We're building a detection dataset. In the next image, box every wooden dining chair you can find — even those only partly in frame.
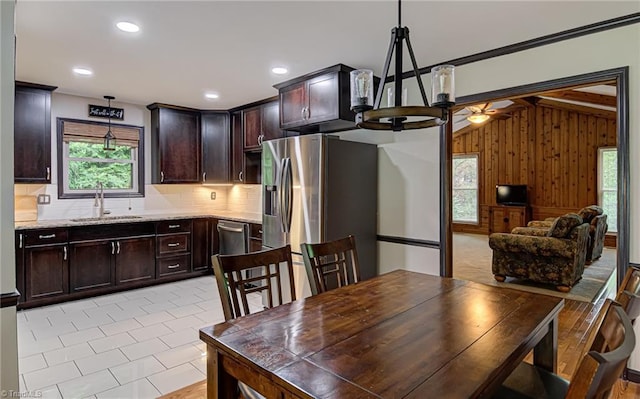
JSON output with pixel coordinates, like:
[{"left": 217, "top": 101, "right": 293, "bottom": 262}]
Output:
[
  {"left": 492, "top": 299, "right": 636, "bottom": 399},
  {"left": 212, "top": 244, "right": 296, "bottom": 321},
  {"left": 615, "top": 266, "right": 640, "bottom": 322},
  {"left": 212, "top": 245, "right": 296, "bottom": 399},
  {"left": 300, "top": 235, "right": 361, "bottom": 295}
]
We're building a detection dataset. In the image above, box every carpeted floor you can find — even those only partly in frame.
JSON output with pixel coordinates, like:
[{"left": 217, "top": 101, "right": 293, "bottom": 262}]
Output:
[{"left": 452, "top": 233, "right": 617, "bottom": 303}]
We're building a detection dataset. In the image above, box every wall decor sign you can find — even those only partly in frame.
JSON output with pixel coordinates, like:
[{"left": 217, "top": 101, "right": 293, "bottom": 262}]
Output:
[{"left": 88, "top": 104, "right": 125, "bottom": 120}]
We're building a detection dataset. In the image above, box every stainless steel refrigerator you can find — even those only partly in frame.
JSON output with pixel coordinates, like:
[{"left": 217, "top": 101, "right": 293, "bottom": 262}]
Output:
[{"left": 262, "top": 134, "right": 377, "bottom": 299}]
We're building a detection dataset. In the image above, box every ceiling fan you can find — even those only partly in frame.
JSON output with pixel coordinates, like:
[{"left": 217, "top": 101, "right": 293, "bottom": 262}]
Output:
[{"left": 456, "top": 102, "right": 499, "bottom": 124}]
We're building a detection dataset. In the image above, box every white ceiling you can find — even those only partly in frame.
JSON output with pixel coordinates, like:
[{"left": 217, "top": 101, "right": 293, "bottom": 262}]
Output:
[{"left": 14, "top": 1, "right": 640, "bottom": 110}]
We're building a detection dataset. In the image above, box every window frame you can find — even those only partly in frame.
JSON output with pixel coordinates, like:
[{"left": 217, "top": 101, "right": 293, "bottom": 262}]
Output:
[
  {"left": 56, "top": 117, "right": 145, "bottom": 199},
  {"left": 597, "top": 146, "right": 617, "bottom": 233},
  {"left": 452, "top": 153, "right": 480, "bottom": 224}
]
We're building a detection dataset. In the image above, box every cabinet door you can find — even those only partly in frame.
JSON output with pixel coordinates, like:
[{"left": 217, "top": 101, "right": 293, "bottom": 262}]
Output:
[
  {"left": 15, "top": 233, "right": 25, "bottom": 304},
  {"left": 202, "top": 112, "right": 230, "bottom": 183},
  {"left": 489, "top": 207, "right": 508, "bottom": 234},
  {"left": 14, "top": 85, "right": 52, "bottom": 183},
  {"left": 261, "top": 101, "right": 282, "bottom": 142},
  {"left": 157, "top": 108, "right": 201, "bottom": 183},
  {"left": 280, "top": 83, "right": 306, "bottom": 129},
  {"left": 69, "top": 240, "right": 114, "bottom": 292},
  {"left": 243, "top": 107, "right": 262, "bottom": 149},
  {"left": 231, "top": 112, "right": 245, "bottom": 183},
  {"left": 307, "top": 73, "right": 339, "bottom": 124},
  {"left": 192, "top": 219, "right": 210, "bottom": 272},
  {"left": 116, "top": 236, "right": 156, "bottom": 284},
  {"left": 25, "top": 245, "right": 68, "bottom": 301}
]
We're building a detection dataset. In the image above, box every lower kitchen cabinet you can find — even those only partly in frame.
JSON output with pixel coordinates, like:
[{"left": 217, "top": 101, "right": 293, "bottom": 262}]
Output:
[
  {"left": 116, "top": 237, "right": 156, "bottom": 284},
  {"left": 156, "top": 219, "right": 192, "bottom": 278},
  {"left": 25, "top": 243, "right": 69, "bottom": 302},
  {"left": 69, "top": 240, "right": 114, "bottom": 292},
  {"left": 192, "top": 218, "right": 213, "bottom": 272}
]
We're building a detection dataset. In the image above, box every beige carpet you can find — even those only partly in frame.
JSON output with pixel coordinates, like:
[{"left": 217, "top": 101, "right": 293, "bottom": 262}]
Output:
[{"left": 453, "top": 233, "right": 617, "bottom": 303}]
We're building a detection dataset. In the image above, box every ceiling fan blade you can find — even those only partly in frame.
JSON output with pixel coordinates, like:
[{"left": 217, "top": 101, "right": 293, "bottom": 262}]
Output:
[
  {"left": 466, "top": 105, "right": 483, "bottom": 113},
  {"left": 482, "top": 102, "right": 493, "bottom": 111}
]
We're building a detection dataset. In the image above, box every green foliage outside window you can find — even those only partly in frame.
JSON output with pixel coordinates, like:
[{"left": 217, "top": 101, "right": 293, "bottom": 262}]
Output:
[
  {"left": 453, "top": 156, "right": 478, "bottom": 223},
  {"left": 600, "top": 149, "right": 617, "bottom": 232},
  {"left": 68, "top": 142, "right": 134, "bottom": 190}
]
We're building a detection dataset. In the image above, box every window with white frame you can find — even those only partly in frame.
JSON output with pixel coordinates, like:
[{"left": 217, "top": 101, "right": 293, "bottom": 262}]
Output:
[
  {"left": 58, "top": 118, "right": 144, "bottom": 198},
  {"left": 598, "top": 147, "right": 617, "bottom": 232},
  {"left": 453, "top": 154, "right": 479, "bottom": 223}
]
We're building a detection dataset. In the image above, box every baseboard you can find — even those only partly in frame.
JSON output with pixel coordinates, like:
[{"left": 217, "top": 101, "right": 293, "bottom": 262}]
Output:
[{"left": 626, "top": 367, "right": 640, "bottom": 383}]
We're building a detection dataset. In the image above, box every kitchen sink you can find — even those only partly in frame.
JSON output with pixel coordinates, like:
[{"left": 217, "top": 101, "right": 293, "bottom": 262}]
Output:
[{"left": 70, "top": 215, "right": 144, "bottom": 222}]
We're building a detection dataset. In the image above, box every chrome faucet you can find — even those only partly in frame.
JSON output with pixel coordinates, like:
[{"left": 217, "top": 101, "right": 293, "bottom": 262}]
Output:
[{"left": 94, "top": 182, "right": 111, "bottom": 218}]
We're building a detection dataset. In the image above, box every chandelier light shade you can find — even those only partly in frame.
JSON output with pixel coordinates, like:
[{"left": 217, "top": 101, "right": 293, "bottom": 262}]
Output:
[
  {"left": 353, "top": 0, "right": 455, "bottom": 132},
  {"left": 350, "top": 69, "right": 374, "bottom": 112},
  {"left": 103, "top": 95, "right": 116, "bottom": 151}
]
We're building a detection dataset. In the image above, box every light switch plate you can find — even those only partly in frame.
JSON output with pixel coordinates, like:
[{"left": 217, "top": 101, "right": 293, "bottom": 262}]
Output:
[
  {"left": 210, "top": 192, "right": 216, "bottom": 200},
  {"left": 37, "top": 194, "right": 51, "bottom": 204}
]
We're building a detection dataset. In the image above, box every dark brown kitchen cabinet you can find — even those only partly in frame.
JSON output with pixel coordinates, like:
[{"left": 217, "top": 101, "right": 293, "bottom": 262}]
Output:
[
  {"left": 14, "top": 82, "right": 56, "bottom": 183},
  {"left": 156, "top": 219, "right": 192, "bottom": 278},
  {"left": 115, "top": 237, "right": 156, "bottom": 285},
  {"left": 15, "top": 233, "right": 25, "bottom": 304},
  {"left": 201, "top": 111, "right": 230, "bottom": 184},
  {"left": 231, "top": 110, "right": 261, "bottom": 184},
  {"left": 192, "top": 218, "right": 212, "bottom": 272},
  {"left": 22, "top": 228, "right": 69, "bottom": 302},
  {"left": 249, "top": 223, "right": 263, "bottom": 252},
  {"left": 274, "top": 64, "right": 377, "bottom": 133},
  {"left": 69, "top": 240, "right": 114, "bottom": 292},
  {"left": 148, "top": 103, "right": 201, "bottom": 184},
  {"left": 243, "top": 100, "right": 281, "bottom": 150}
]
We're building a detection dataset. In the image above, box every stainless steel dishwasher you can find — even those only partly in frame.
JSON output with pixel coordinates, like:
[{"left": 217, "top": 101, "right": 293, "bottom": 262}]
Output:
[{"left": 216, "top": 220, "right": 263, "bottom": 287}]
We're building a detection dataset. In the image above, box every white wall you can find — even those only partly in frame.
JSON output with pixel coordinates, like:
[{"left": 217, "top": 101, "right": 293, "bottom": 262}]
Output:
[{"left": 0, "top": 0, "right": 19, "bottom": 393}]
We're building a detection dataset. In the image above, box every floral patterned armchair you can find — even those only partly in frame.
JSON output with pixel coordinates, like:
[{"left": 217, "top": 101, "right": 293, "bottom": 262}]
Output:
[
  {"left": 489, "top": 213, "right": 590, "bottom": 292},
  {"left": 524, "top": 205, "right": 608, "bottom": 262}
]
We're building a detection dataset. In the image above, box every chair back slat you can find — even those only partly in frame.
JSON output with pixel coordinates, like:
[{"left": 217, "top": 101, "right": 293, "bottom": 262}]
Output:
[
  {"left": 300, "top": 235, "right": 361, "bottom": 295},
  {"left": 212, "top": 245, "right": 296, "bottom": 321},
  {"left": 616, "top": 266, "right": 640, "bottom": 322},
  {"left": 566, "top": 300, "right": 636, "bottom": 399}
]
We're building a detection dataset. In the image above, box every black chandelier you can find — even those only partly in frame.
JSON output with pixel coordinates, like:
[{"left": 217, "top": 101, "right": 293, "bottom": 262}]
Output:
[
  {"left": 103, "top": 95, "right": 116, "bottom": 151},
  {"left": 351, "top": 0, "right": 455, "bottom": 132}
]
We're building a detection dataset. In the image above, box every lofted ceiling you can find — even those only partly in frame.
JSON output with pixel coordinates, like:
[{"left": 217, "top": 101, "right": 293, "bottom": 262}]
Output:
[{"left": 14, "top": 1, "right": 639, "bottom": 110}]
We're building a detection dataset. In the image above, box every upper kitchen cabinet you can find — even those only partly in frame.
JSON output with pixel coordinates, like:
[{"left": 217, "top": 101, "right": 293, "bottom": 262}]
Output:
[
  {"left": 243, "top": 99, "right": 281, "bottom": 150},
  {"left": 274, "top": 64, "right": 377, "bottom": 133},
  {"left": 201, "top": 111, "right": 230, "bottom": 184},
  {"left": 148, "top": 103, "right": 201, "bottom": 184},
  {"left": 14, "top": 82, "right": 57, "bottom": 183}
]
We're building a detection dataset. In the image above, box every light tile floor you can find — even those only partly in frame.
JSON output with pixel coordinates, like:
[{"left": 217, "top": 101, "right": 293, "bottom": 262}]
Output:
[{"left": 17, "top": 276, "right": 264, "bottom": 398}]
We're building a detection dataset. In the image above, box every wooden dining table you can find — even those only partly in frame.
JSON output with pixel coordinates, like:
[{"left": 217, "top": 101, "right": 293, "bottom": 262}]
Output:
[{"left": 199, "top": 269, "right": 564, "bottom": 399}]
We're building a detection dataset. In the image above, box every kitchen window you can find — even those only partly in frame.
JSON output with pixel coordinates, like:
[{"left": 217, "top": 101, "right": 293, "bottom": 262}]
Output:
[
  {"left": 57, "top": 118, "right": 144, "bottom": 198},
  {"left": 598, "top": 147, "right": 617, "bottom": 233},
  {"left": 453, "top": 154, "right": 479, "bottom": 224}
]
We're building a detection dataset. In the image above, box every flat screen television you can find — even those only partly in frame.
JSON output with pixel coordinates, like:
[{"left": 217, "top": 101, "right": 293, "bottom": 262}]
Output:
[{"left": 496, "top": 184, "right": 528, "bottom": 206}]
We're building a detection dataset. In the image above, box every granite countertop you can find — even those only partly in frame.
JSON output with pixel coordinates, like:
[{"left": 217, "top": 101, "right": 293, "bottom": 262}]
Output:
[{"left": 15, "top": 210, "right": 262, "bottom": 230}]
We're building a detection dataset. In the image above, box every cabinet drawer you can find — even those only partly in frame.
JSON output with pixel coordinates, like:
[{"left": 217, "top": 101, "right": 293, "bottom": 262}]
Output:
[
  {"left": 157, "top": 233, "right": 191, "bottom": 256},
  {"left": 157, "top": 255, "right": 190, "bottom": 277},
  {"left": 250, "top": 223, "right": 262, "bottom": 239},
  {"left": 24, "top": 229, "right": 68, "bottom": 246},
  {"left": 157, "top": 219, "right": 192, "bottom": 234}
]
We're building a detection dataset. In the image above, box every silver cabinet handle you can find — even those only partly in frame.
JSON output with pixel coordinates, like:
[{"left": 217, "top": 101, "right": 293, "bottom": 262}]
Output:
[
  {"left": 111, "top": 242, "right": 115, "bottom": 255},
  {"left": 19, "top": 233, "right": 23, "bottom": 249},
  {"left": 160, "top": 171, "right": 165, "bottom": 183},
  {"left": 167, "top": 264, "right": 181, "bottom": 269},
  {"left": 301, "top": 107, "right": 306, "bottom": 120},
  {"left": 116, "top": 241, "right": 120, "bottom": 254},
  {"left": 167, "top": 243, "right": 180, "bottom": 247},
  {"left": 168, "top": 224, "right": 180, "bottom": 229},
  {"left": 258, "top": 135, "right": 263, "bottom": 146},
  {"left": 202, "top": 172, "right": 206, "bottom": 182},
  {"left": 239, "top": 171, "right": 243, "bottom": 182},
  {"left": 63, "top": 246, "right": 67, "bottom": 260},
  {"left": 46, "top": 167, "right": 51, "bottom": 181},
  {"left": 39, "top": 234, "right": 55, "bottom": 239},
  {"left": 306, "top": 107, "right": 311, "bottom": 119}
]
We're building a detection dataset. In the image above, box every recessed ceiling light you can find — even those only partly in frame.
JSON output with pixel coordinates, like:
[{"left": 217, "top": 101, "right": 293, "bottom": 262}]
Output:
[
  {"left": 205, "top": 93, "right": 219, "bottom": 100},
  {"left": 116, "top": 21, "right": 140, "bottom": 33},
  {"left": 272, "top": 67, "right": 288, "bottom": 75},
  {"left": 72, "top": 67, "right": 93, "bottom": 76}
]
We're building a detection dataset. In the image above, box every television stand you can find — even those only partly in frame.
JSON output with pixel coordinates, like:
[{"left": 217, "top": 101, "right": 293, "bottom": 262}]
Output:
[{"left": 489, "top": 205, "right": 531, "bottom": 234}]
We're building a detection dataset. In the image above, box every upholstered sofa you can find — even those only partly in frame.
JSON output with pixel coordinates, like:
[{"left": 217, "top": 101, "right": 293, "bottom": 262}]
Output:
[
  {"left": 525, "top": 205, "right": 608, "bottom": 262},
  {"left": 489, "top": 213, "right": 590, "bottom": 292}
]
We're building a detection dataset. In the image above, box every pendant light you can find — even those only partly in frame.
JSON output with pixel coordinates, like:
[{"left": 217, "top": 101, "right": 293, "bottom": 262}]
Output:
[
  {"left": 103, "top": 95, "right": 116, "bottom": 151},
  {"left": 351, "top": 0, "right": 455, "bottom": 132}
]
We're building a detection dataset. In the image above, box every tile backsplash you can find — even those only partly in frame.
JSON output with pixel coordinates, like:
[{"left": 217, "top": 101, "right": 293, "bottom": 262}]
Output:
[{"left": 14, "top": 184, "right": 262, "bottom": 221}]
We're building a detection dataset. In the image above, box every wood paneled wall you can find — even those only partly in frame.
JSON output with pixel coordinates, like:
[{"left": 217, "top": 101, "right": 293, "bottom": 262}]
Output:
[{"left": 453, "top": 103, "right": 616, "bottom": 233}]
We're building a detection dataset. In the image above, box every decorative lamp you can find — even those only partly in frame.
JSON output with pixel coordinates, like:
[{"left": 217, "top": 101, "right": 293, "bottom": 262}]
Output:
[
  {"left": 353, "top": 0, "right": 456, "bottom": 132},
  {"left": 103, "top": 95, "right": 116, "bottom": 151},
  {"left": 350, "top": 69, "right": 374, "bottom": 112}
]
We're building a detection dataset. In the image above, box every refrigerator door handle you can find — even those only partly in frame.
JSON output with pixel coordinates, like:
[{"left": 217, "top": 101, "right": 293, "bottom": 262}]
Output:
[
  {"left": 284, "top": 157, "right": 294, "bottom": 233},
  {"left": 279, "top": 158, "right": 288, "bottom": 233}
]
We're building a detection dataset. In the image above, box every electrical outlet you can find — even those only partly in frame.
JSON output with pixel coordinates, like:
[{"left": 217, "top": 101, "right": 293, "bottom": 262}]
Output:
[
  {"left": 210, "top": 191, "right": 216, "bottom": 200},
  {"left": 37, "top": 194, "right": 51, "bottom": 205}
]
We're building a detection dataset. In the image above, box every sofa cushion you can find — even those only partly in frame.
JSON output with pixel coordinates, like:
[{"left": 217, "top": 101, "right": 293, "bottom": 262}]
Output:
[
  {"left": 578, "top": 205, "right": 603, "bottom": 223},
  {"left": 547, "top": 213, "right": 583, "bottom": 238}
]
